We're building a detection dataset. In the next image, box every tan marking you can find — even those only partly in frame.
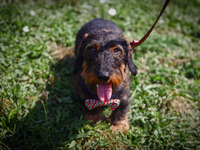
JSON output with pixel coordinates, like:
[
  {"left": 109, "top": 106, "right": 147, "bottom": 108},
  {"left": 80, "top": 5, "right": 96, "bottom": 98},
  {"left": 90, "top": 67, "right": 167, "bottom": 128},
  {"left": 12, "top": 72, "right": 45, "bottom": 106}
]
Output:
[
  {"left": 109, "top": 45, "right": 123, "bottom": 51},
  {"left": 81, "top": 61, "right": 99, "bottom": 94},
  {"left": 120, "top": 63, "right": 127, "bottom": 80},
  {"left": 111, "top": 117, "right": 130, "bottom": 132},
  {"left": 82, "top": 61, "right": 98, "bottom": 85},
  {"left": 81, "top": 61, "right": 87, "bottom": 76},
  {"left": 102, "top": 29, "right": 111, "bottom": 32},
  {"left": 121, "top": 35, "right": 126, "bottom": 39},
  {"left": 109, "top": 74, "right": 123, "bottom": 88},
  {"left": 83, "top": 33, "right": 88, "bottom": 38},
  {"left": 107, "top": 63, "right": 126, "bottom": 88},
  {"left": 85, "top": 42, "right": 101, "bottom": 52}
]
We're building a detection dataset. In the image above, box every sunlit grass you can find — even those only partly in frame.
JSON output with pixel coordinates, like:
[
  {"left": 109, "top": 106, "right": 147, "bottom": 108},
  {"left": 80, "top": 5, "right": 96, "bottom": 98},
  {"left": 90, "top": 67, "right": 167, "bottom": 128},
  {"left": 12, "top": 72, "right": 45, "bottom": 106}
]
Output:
[{"left": 0, "top": 0, "right": 199, "bottom": 149}]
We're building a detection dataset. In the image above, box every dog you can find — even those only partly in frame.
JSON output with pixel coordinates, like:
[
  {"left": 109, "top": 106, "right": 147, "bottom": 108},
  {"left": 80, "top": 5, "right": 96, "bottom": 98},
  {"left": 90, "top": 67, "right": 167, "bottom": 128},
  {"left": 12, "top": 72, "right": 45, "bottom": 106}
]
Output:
[{"left": 73, "top": 18, "right": 137, "bottom": 131}]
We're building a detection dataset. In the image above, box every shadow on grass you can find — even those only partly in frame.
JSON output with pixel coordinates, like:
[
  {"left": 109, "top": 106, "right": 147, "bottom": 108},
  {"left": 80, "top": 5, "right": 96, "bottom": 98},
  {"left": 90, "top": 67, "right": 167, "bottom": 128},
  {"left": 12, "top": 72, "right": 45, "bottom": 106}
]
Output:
[{"left": 3, "top": 48, "right": 84, "bottom": 149}]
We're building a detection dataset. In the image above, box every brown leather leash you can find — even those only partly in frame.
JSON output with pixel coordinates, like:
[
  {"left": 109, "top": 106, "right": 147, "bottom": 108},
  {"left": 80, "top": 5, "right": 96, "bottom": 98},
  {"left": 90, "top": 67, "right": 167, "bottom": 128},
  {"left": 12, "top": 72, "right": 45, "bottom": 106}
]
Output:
[{"left": 130, "top": 0, "right": 170, "bottom": 49}]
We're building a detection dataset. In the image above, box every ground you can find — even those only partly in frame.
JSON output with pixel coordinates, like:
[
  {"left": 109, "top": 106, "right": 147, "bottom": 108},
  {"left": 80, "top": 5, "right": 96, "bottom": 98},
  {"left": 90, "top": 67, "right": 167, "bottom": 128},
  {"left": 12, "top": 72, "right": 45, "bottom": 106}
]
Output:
[{"left": 0, "top": 0, "right": 200, "bottom": 149}]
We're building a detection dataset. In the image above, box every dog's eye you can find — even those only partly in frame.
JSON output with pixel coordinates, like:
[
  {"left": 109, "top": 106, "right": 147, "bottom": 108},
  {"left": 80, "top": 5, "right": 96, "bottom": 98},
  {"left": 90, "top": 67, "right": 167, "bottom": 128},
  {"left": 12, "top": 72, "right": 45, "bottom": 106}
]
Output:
[
  {"left": 113, "top": 48, "right": 121, "bottom": 54},
  {"left": 89, "top": 47, "right": 97, "bottom": 53}
]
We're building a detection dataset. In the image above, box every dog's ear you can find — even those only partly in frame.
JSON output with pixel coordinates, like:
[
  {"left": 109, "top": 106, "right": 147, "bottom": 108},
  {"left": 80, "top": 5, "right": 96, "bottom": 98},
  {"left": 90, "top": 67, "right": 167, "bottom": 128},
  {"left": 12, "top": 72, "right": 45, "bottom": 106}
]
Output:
[
  {"left": 127, "top": 52, "right": 137, "bottom": 76},
  {"left": 73, "top": 33, "right": 88, "bottom": 75},
  {"left": 122, "top": 35, "right": 138, "bottom": 76},
  {"left": 73, "top": 52, "right": 83, "bottom": 74}
]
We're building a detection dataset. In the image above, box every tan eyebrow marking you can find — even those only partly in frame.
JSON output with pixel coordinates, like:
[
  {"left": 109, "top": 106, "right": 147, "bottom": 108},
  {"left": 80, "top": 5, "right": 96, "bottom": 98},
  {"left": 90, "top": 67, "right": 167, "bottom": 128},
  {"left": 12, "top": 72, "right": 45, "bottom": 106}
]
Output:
[{"left": 85, "top": 42, "right": 101, "bottom": 51}]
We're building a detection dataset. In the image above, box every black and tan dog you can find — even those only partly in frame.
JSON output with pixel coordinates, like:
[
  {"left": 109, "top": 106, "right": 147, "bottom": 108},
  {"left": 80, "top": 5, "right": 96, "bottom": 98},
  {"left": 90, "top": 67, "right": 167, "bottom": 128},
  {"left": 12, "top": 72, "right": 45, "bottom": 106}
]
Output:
[
  {"left": 73, "top": 0, "right": 170, "bottom": 132},
  {"left": 73, "top": 18, "right": 137, "bottom": 131}
]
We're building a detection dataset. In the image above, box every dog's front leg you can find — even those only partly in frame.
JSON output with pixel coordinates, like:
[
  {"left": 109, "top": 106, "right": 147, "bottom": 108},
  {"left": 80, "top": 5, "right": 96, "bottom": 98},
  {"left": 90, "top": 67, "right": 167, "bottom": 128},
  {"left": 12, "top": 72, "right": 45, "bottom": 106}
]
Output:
[{"left": 109, "top": 99, "right": 130, "bottom": 132}]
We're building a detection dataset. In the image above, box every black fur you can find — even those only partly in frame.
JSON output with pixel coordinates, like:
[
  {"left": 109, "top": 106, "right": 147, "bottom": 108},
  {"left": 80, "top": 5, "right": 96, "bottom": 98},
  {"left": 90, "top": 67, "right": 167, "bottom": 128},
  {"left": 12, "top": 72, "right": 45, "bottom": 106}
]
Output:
[{"left": 74, "top": 18, "right": 137, "bottom": 131}]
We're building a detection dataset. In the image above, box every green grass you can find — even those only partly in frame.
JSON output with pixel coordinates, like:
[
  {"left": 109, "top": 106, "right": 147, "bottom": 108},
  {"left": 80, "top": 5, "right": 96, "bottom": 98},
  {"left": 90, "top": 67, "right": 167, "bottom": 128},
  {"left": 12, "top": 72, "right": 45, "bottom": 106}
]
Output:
[{"left": 0, "top": 0, "right": 200, "bottom": 149}]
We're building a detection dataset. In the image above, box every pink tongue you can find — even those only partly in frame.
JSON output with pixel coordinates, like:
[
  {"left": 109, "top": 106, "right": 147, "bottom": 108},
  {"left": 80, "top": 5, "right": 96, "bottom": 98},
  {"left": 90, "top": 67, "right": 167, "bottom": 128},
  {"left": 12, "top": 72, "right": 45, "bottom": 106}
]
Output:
[{"left": 97, "top": 84, "right": 112, "bottom": 102}]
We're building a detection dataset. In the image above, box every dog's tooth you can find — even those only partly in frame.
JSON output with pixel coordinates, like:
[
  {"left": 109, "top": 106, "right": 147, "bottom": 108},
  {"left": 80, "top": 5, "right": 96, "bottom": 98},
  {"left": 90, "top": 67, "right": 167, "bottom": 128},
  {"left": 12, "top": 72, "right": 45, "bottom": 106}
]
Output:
[{"left": 96, "top": 84, "right": 98, "bottom": 88}]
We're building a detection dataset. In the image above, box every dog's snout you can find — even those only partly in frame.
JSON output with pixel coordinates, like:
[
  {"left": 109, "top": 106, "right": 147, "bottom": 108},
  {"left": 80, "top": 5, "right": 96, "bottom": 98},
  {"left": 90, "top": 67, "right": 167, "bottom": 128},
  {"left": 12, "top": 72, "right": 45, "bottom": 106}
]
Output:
[{"left": 97, "top": 71, "right": 110, "bottom": 82}]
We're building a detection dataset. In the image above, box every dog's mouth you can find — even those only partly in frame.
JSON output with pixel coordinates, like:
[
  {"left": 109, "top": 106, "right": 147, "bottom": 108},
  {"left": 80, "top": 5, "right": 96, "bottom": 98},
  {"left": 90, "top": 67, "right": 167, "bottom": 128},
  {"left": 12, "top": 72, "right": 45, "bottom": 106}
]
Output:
[{"left": 97, "top": 83, "right": 112, "bottom": 102}]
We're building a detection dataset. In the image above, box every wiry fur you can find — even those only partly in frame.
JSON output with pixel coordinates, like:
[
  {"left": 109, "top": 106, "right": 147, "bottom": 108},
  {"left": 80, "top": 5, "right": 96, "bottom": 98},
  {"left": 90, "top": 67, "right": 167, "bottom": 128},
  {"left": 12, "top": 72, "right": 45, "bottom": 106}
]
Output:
[{"left": 74, "top": 18, "right": 137, "bottom": 131}]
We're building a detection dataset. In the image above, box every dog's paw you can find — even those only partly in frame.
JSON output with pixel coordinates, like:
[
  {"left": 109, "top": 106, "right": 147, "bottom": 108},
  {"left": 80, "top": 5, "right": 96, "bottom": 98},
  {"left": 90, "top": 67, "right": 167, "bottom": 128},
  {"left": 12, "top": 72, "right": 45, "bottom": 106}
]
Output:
[{"left": 111, "top": 118, "right": 130, "bottom": 132}]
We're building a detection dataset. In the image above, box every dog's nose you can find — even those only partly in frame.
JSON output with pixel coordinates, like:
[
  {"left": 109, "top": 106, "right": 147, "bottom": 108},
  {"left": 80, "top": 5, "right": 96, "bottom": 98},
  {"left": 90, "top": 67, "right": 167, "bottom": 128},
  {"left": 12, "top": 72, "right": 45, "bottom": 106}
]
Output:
[{"left": 97, "top": 71, "right": 110, "bottom": 82}]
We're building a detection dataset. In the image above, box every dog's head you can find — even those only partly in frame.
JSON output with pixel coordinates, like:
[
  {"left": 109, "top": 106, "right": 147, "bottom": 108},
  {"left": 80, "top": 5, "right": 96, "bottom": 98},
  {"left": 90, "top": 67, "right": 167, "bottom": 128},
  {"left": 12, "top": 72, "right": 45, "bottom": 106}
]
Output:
[{"left": 74, "top": 30, "right": 137, "bottom": 101}]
